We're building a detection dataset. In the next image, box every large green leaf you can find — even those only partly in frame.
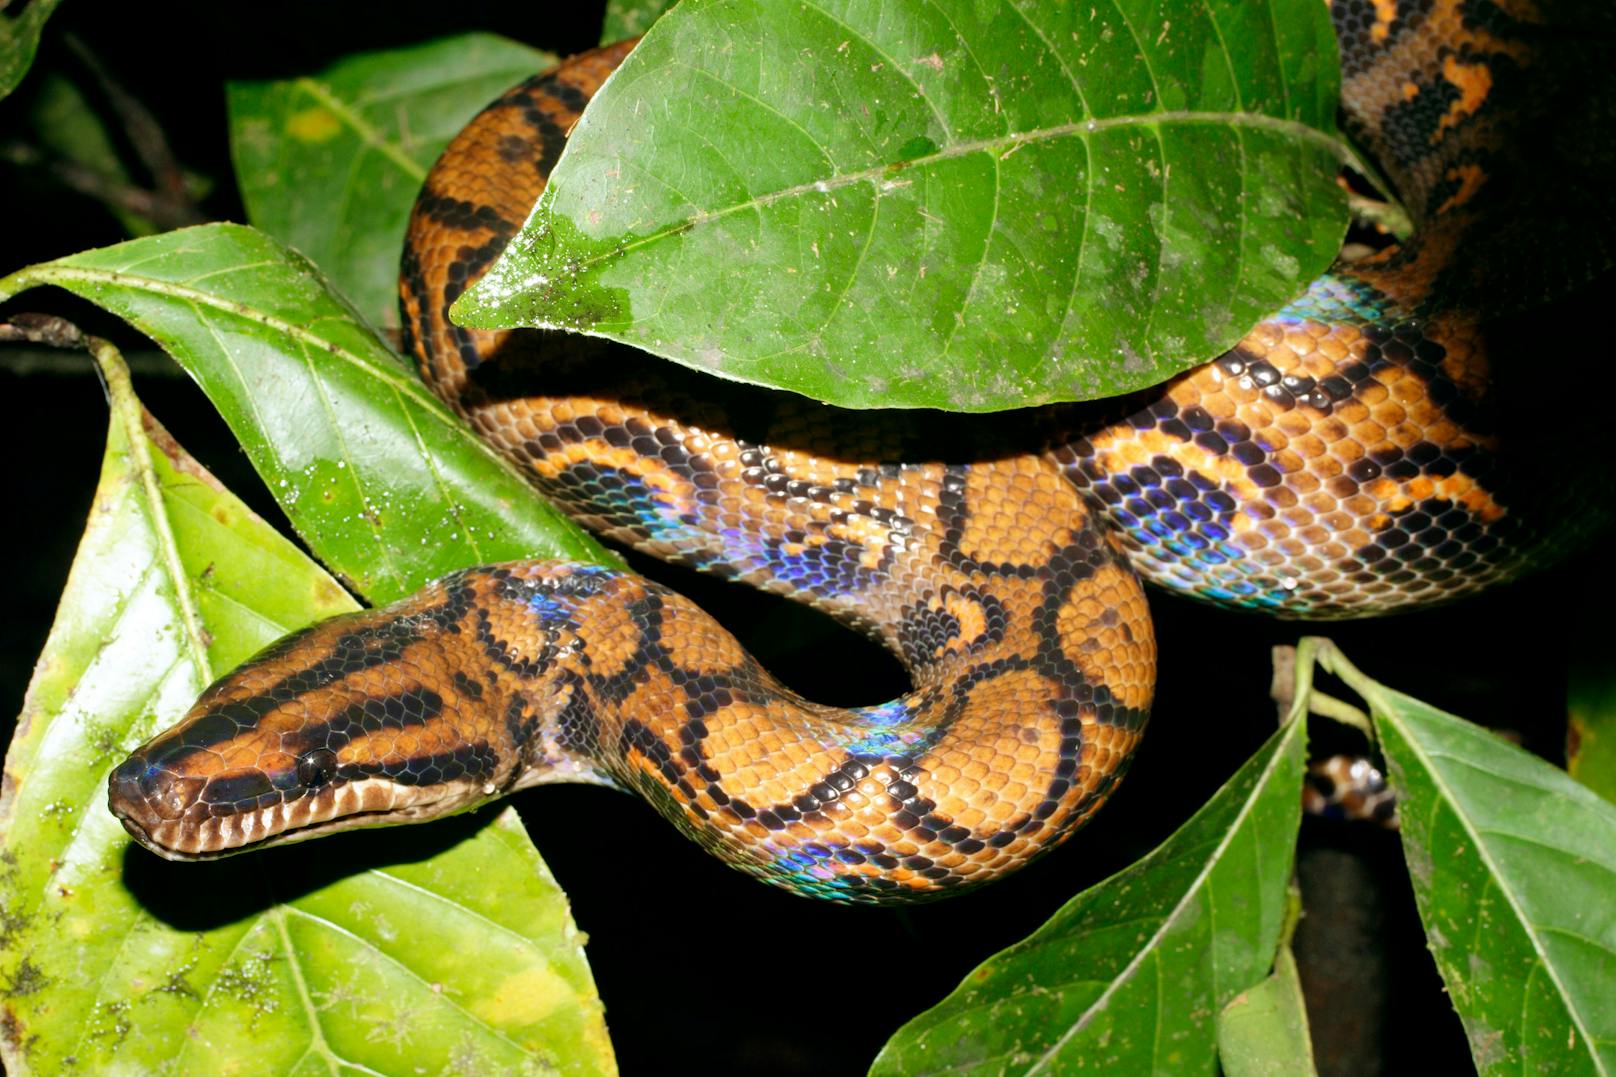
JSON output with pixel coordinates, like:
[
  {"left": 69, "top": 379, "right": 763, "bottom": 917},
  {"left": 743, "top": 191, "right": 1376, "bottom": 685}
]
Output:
[
  {"left": 0, "top": 223, "right": 621, "bottom": 606},
  {"left": 0, "top": 342, "right": 614, "bottom": 1075},
  {"left": 1317, "top": 642, "right": 1616, "bottom": 1074},
  {"left": 0, "top": 0, "right": 62, "bottom": 100},
  {"left": 457, "top": 0, "right": 1346, "bottom": 411},
  {"left": 871, "top": 647, "right": 1309, "bottom": 1074},
  {"left": 228, "top": 34, "right": 554, "bottom": 330}
]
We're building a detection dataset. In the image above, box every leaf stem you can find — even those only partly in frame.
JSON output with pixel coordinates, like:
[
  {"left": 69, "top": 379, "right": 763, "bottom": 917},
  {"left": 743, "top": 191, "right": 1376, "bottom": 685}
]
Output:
[
  {"left": 1275, "top": 638, "right": 1373, "bottom": 733},
  {"left": 1305, "top": 690, "right": 1374, "bottom": 736}
]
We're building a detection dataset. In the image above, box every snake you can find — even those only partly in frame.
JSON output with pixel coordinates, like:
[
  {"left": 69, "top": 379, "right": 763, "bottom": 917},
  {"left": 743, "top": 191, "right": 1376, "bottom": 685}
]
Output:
[{"left": 107, "top": 0, "right": 1600, "bottom": 903}]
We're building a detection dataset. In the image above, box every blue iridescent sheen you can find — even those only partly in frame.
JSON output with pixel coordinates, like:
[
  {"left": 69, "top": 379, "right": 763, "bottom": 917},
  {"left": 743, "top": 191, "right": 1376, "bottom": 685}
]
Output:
[
  {"left": 1084, "top": 448, "right": 1320, "bottom": 611},
  {"left": 757, "top": 537, "right": 878, "bottom": 597},
  {"left": 765, "top": 841, "right": 860, "bottom": 897},
  {"left": 1274, "top": 272, "right": 1389, "bottom": 327},
  {"left": 830, "top": 699, "right": 953, "bottom": 757},
  {"left": 590, "top": 466, "right": 695, "bottom": 542},
  {"left": 521, "top": 564, "right": 622, "bottom": 622}
]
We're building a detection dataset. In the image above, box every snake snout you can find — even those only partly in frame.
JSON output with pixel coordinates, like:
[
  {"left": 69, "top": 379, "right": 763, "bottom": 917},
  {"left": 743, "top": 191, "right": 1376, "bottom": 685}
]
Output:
[{"left": 107, "top": 752, "right": 207, "bottom": 848}]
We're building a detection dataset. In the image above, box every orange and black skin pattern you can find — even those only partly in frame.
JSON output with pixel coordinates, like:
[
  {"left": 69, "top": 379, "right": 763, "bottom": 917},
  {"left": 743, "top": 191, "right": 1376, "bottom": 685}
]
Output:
[
  {"left": 1303, "top": 756, "right": 1398, "bottom": 829},
  {"left": 109, "top": 1, "right": 1598, "bottom": 902}
]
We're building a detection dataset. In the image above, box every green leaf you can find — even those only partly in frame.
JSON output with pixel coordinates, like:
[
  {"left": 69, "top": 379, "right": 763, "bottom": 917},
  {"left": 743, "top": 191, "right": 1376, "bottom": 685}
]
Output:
[
  {"left": 600, "top": 0, "right": 675, "bottom": 43},
  {"left": 458, "top": 0, "right": 1347, "bottom": 411},
  {"left": 871, "top": 648, "right": 1308, "bottom": 1075},
  {"left": 0, "top": 223, "right": 621, "bottom": 606},
  {"left": 0, "top": 341, "right": 614, "bottom": 1075},
  {"left": 1318, "top": 642, "right": 1616, "bottom": 1074},
  {"left": 1217, "top": 945, "right": 1317, "bottom": 1077},
  {"left": 24, "top": 71, "right": 199, "bottom": 237},
  {"left": 0, "top": 0, "right": 62, "bottom": 100},
  {"left": 228, "top": 34, "right": 554, "bottom": 331},
  {"left": 29, "top": 72, "right": 161, "bottom": 235}
]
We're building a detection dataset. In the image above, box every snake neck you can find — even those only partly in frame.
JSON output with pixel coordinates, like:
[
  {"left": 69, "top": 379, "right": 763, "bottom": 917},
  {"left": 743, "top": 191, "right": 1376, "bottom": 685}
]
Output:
[{"left": 109, "top": 561, "right": 1151, "bottom": 902}]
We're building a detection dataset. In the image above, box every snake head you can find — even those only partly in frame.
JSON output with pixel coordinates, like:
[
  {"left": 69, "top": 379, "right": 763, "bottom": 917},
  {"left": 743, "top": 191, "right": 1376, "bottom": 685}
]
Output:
[{"left": 107, "top": 565, "right": 605, "bottom": 860}]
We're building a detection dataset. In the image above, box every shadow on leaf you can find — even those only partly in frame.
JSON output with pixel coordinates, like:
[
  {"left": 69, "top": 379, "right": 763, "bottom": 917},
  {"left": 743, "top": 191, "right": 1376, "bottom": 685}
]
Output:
[{"left": 119, "top": 810, "right": 492, "bottom": 929}]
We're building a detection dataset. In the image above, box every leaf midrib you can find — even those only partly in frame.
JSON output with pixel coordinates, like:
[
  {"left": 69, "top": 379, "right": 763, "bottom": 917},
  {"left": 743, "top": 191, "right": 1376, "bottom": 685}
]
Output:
[
  {"left": 291, "top": 76, "right": 426, "bottom": 181},
  {"left": 523, "top": 107, "right": 1344, "bottom": 282},
  {"left": 5, "top": 261, "right": 440, "bottom": 410}
]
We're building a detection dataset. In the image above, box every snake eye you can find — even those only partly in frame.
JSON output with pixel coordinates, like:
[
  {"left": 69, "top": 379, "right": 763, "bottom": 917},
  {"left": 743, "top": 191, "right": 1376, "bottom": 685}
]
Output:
[{"left": 295, "top": 748, "right": 339, "bottom": 789}]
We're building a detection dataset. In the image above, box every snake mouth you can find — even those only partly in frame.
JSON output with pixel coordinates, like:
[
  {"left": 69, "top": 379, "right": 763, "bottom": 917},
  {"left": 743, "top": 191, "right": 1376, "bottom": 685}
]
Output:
[{"left": 108, "top": 775, "right": 492, "bottom": 861}]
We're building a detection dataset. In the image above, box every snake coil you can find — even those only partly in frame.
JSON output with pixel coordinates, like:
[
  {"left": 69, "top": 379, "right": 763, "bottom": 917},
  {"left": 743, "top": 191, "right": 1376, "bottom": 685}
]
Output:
[{"left": 110, "top": 0, "right": 1595, "bottom": 902}]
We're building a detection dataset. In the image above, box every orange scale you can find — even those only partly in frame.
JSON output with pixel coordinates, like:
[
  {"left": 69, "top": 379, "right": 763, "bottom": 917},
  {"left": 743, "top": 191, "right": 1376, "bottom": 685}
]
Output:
[
  {"left": 1283, "top": 329, "right": 1319, "bottom": 355},
  {"left": 1271, "top": 450, "right": 1305, "bottom": 475},
  {"left": 1388, "top": 425, "right": 1423, "bottom": 450},
  {"left": 1249, "top": 324, "right": 1283, "bottom": 351},
  {"left": 1316, "top": 334, "right": 1351, "bottom": 362},
  {"left": 1357, "top": 382, "right": 1389, "bottom": 406},
  {"left": 1333, "top": 395, "right": 1373, "bottom": 423},
  {"left": 1391, "top": 377, "right": 1430, "bottom": 404},
  {"left": 1294, "top": 435, "right": 1330, "bottom": 461},
  {"left": 1275, "top": 412, "right": 1313, "bottom": 438},
  {"left": 1313, "top": 460, "right": 1347, "bottom": 485},
  {"left": 1371, "top": 401, "right": 1408, "bottom": 427},
  {"left": 1266, "top": 487, "right": 1301, "bottom": 510},
  {"left": 1357, "top": 421, "right": 1389, "bottom": 444},
  {"left": 1296, "top": 523, "right": 1332, "bottom": 545}
]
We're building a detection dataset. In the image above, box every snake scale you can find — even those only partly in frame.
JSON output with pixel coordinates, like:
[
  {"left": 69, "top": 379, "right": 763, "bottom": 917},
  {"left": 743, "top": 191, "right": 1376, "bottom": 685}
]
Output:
[{"left": 109, "top": 0, "right": 1596, "bottom": 902}]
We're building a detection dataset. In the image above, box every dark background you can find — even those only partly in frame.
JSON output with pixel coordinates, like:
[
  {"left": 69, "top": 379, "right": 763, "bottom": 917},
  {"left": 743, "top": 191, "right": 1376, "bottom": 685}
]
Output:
[{"left": 2, "top": 2, "right": 1604, "bottom": 1073}]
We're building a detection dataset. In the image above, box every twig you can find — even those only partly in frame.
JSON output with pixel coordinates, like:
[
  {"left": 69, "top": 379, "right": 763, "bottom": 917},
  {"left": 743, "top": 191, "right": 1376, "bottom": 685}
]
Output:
[
  {"left": 1, "top": 139, "right": 205, "bottom": 229},
  {"left": 0, "top": 342, "right": 181, "bottom": 377},
  {"left": 0, "top": 312, "right": 88, "bottom": 350},
  {"left": 62, "top": 31, "right": 194, "bottom": 211}
]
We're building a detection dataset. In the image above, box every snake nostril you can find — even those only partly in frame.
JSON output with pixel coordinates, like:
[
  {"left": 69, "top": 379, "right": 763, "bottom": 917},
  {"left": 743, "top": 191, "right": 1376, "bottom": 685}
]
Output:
[
  {"left": 108, "top": 755, "right": 152, "bottom": 810},
  {"left": 107, "top": 754, "right": 202, "bottom": 822}
]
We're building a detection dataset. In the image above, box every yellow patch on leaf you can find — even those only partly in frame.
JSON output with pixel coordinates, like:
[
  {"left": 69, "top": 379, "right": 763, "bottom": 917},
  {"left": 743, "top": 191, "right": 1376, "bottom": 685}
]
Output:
[{"left": 285, "top": 107, "right": 341, "bottom": 143}]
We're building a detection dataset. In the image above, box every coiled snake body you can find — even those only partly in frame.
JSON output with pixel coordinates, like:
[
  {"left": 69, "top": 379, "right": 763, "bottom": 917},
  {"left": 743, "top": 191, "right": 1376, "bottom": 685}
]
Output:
[{"left": 110, "top": 1, "right": 1589, "bottom": 902}]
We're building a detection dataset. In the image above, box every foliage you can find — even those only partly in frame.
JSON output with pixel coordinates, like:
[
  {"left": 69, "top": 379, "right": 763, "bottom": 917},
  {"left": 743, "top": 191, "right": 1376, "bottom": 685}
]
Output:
[
  {"left": 0, "top": 0, "right": 62, "bottom": 100},
  {"left": 0, "top": 331, "right": 612, "bottom": 1075},
  {"left": 459, "top": 0, "right": 1347, "bottom": 410},
  {"left": 1, "top": 1, "right": 1609, "bottom": 1073}
]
